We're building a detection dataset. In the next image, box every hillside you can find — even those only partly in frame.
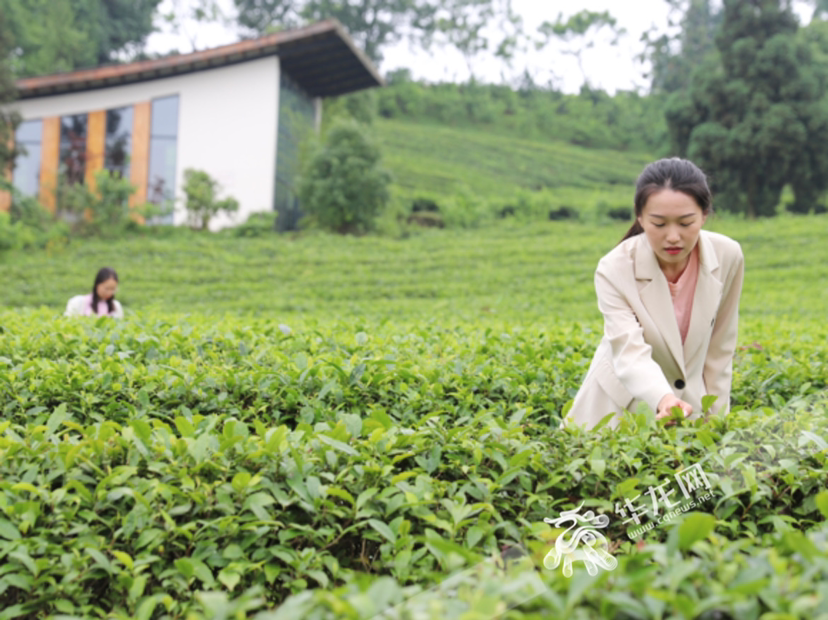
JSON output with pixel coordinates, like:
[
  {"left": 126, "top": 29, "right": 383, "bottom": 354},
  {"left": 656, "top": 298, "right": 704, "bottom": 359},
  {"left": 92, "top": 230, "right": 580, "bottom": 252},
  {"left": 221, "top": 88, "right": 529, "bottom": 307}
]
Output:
[{"left": 372, "top": 118, "right": 653, "bottom": 213}]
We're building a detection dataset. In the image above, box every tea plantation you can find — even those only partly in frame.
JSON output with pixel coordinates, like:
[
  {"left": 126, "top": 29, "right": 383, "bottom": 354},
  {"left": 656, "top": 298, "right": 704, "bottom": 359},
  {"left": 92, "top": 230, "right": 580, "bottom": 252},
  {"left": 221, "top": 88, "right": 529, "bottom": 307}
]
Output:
[{"left": 1, "top": 216, "right": 827, "bottom": 619}]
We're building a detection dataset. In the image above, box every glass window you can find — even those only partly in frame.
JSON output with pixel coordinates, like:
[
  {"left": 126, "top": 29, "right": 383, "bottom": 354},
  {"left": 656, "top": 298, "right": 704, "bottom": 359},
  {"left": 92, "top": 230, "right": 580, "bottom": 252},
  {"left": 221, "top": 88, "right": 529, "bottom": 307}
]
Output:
[
  {"left": 150, "top": 96, "right": 179, "bottom": 138},
  {"left": 16, "top": 120, "right": 42, "bottom": 144},
  {"left": 147, "top": 96, "right": 179, "bottom": 224},
  {"left": 275, "top": 72, "right": 315, "bottom": 231},
  {"left": 105, "top": 106, "right": 133, "bottom": 179},
  {"left": 59, "top": 114, "right": 88, "bottom": 185},
  {"left": 12, "top": 119, "right": 43, "bottom": 197}
]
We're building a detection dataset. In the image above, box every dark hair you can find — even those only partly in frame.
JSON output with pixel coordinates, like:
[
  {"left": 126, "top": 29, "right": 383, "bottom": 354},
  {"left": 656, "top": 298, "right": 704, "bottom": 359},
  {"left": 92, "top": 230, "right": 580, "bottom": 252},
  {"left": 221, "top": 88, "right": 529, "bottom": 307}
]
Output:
[
  {"left": 619, "top": 158, "right": 713, "bottom": 243},
  {"left": 91, "top": 267, "right": 119, "bottom": 315}
]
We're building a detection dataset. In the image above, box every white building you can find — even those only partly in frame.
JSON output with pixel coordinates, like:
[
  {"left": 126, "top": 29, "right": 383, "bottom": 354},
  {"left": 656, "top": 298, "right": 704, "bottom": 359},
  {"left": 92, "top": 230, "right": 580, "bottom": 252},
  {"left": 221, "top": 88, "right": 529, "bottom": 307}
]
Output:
[{"left": 0, "top": 20, "right": 382, "bottom": 231}]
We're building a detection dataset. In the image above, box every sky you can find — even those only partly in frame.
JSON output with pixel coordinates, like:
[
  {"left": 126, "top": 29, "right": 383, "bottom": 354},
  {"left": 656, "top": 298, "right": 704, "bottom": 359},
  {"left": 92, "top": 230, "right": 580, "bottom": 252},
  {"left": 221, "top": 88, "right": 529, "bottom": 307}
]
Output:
[{"left": 145, "top": 0, "right": 815, "bottom": 94}]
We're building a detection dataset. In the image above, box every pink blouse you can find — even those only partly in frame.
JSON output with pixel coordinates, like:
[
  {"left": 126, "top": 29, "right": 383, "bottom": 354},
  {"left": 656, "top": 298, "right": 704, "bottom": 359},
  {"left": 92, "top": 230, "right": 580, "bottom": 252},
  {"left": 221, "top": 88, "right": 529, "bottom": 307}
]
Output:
[
  {"left": 667, "top": 245, "right": 699, "bottom": 344},
  {"left": 65, "top": 294, "right": 124, "bottom": 318}
]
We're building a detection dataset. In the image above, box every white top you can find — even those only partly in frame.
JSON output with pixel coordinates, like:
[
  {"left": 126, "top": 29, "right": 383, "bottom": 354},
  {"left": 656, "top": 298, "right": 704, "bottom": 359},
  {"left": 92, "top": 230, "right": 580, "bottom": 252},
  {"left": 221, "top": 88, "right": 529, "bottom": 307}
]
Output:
[{"left": 65, "top": 294, "right": 124, "bottom": 318}]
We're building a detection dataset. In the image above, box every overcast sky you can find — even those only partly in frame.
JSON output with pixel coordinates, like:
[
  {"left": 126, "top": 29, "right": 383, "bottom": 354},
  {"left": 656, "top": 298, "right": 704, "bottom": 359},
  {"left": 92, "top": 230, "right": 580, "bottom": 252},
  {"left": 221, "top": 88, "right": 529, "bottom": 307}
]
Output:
[{"left": 146, "top": 0, "right": 815, "bottom": 94}]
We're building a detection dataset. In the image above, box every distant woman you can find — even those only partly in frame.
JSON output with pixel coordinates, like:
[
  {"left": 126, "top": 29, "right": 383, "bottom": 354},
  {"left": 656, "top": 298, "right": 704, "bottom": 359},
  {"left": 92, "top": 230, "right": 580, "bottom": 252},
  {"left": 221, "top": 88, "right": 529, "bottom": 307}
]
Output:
[
  {"left": 563, "top": 158, "right": 744, "bottom": 430},
  {"left": 64, "top": 267, "right": 124, "bottom": 318}
]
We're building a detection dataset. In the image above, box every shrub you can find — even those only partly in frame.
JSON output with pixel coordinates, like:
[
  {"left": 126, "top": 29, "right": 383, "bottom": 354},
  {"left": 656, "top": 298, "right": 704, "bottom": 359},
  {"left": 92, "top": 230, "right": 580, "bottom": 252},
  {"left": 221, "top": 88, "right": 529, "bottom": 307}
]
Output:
[
  {"left": 232, "top": 211, "right": 279, "bottom": 237},
  {"left": 785, "top": 200, "right": 827, "bottom": 215},
  {"left": 411, "top": 198, "right": 440, "bottom": 213},
  {"left": 183, "top": 168, "right": 240, "bottom": 231},
  {"left": 298, "top": 120, "right": 392, "bottom": 235},
  {"left": 440, "top": 186, "right": 490, "bottom": 229},
  {"left": 0, "top": 211, "right": 21, "bottom": 251},
  {"left": 9, "top": 193, "right": 53, "bottom": 231},
  {"left": 548, "top": 206, "right": 579, "bottom": 221},
  {"left": 54, "top": 170, "right": 140, "bottom": 237},
  {"left": 0, "top": 187, "right": 69, "bottom": 252},
  {"left": 607, "top": 206, "right": 632, "bottom": 221},
  {"left": 407, "top": 211, "right": 445, "bottom": 228}
]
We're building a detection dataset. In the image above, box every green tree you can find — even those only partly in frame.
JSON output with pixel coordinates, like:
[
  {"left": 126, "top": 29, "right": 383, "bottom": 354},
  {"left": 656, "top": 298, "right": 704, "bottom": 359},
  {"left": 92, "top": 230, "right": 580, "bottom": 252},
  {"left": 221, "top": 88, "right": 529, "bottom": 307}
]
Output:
[
  {"left": 536, "top": 10, "right": 625, "bottom": 88},
  {"left": 0, "top": 10, "right": 20, "bottom": 178},
  {"left": 234, "top": 0, "right": 432, "bottom": 63},
  {"left": 298, "top": 120, "right": 391, "bottom": 234},
  {"left": 427, "top": 0, "right": 523, "bottom": 78},
  {"left": 182, "top": 169, "right": 240, "bottom": 231},
  {"left": 0, "top": 0, "right": 162, "bottom": 77},
  {"left": 232, "top": 0, "right": 520, "bottom": 67},
  {"left": 666, "top": 0, "right": 828, "bottom": 217},
  {"left": 642, "top": 0, "right": 722, "bottom": 94}
]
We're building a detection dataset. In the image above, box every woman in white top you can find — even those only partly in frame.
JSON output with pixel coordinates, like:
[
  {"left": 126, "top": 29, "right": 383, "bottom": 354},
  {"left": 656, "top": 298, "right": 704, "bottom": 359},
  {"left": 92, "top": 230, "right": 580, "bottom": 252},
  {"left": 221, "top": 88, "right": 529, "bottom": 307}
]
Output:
[
  {"left": 562, "top": 158, "right": 744, "bottom": 431},
  {"left": 65, "top": 267, "right": 124, "bottom": 318}
]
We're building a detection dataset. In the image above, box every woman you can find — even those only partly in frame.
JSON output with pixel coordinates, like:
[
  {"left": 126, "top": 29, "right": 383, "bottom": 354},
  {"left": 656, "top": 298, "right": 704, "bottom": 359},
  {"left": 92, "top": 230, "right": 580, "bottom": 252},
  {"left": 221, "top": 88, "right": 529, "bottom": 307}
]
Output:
[
  {"left": 64, "top": 267, "right": 124, "bottom": 318},
  {"left": 563, "top": 158, "right": 744, "bottom": 431}
]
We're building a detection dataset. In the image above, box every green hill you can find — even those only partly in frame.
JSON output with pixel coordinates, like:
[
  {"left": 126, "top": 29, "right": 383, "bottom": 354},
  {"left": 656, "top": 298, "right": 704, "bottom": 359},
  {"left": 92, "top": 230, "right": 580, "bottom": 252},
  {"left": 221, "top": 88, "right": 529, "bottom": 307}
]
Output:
[{"left": 372, "top": 118, "right": 653, "bottom": 214}]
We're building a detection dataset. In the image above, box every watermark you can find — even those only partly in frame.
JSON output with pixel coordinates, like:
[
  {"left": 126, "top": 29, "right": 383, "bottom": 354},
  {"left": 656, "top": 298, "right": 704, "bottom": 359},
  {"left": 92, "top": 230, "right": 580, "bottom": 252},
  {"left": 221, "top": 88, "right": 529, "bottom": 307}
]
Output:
[
  {"left": 539, "top": 461, "right": 717, "bottom": 578},
  {"left": 616, "top": 462, "right": 715, "bottom": 540},
  {"left": 542, "top": 502, "right": 617, "bottom": 577},
  {"left": 627, "top": 491, "right": 715, "bottom": 539}
]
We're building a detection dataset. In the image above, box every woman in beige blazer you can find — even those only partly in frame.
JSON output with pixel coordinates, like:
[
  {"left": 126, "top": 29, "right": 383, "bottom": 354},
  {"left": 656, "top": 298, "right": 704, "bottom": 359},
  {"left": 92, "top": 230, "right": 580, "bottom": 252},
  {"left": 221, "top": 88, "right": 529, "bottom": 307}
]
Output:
[{"left": 563, "top": 158, "right": 745, "bottom": 431}]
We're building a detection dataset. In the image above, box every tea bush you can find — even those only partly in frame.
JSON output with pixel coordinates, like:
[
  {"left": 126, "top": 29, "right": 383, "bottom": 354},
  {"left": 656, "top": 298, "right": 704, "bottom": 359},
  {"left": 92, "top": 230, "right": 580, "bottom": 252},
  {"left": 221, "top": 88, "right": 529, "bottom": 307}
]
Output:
[{"left": 0, "top": 217, "right": 827, "bottom": 618}]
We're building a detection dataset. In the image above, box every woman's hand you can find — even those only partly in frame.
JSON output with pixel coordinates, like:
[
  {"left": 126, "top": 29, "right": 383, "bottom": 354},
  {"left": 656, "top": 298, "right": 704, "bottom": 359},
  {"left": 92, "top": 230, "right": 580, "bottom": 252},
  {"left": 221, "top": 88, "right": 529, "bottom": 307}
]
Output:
[{"left": 656, "top": 394, "right": 693, "bottom": 423}]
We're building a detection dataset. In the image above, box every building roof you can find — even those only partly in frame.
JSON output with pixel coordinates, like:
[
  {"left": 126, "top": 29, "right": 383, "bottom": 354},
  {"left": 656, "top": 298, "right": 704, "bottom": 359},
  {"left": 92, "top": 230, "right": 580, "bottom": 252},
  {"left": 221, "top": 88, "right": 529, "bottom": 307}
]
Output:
[{"left": 15, "top": 19, "right": 383, "bottom": 100}]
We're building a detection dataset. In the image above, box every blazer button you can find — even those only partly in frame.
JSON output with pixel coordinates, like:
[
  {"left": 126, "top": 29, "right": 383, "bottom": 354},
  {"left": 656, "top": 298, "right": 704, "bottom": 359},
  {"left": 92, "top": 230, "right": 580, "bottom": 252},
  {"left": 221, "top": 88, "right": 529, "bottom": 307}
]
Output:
[{"left": 675, "top": 379, "right": 685, "bottom": 390}]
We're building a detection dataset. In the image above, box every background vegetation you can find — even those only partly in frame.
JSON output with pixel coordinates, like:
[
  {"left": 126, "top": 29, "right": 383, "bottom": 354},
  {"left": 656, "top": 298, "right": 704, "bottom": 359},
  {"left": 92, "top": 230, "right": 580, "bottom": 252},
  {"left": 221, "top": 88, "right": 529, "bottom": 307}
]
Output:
[{"left": 2, "top": 0, "right": 828, "bottom": 618}]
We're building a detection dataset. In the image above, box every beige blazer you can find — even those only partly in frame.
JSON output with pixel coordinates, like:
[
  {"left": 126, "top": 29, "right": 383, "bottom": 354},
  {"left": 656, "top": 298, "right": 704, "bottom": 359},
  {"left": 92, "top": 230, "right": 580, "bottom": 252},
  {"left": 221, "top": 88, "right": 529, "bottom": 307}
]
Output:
[{"left": 562, "top": 229, "right": 745, "bottom": 431}]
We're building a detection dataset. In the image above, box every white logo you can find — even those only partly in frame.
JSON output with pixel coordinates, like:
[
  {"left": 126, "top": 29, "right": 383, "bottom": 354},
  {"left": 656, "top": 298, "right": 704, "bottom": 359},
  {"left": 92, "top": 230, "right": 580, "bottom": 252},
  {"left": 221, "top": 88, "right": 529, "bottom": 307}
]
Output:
[{"left": 543, "top": 502, "right": 618, "bottom": 577}]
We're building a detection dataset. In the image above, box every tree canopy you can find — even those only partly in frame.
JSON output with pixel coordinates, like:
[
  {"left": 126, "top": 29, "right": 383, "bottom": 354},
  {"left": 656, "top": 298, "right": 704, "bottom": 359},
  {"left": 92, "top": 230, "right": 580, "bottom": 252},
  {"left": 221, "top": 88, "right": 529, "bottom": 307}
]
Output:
[
  {"left": 233, "top": 0, "right": 521, "bottom": 67},
  {"left": 0, "top": 10, "right": 19, "bottom": 176},
  {"left": 0, "top": 0, "right": 162, "bottom": 77},
  {"left": 666, "top": 0, "right": 828, "bottom": 217},
  {"left": 643, "top": 0, "right": 722, "bottom": 94}
]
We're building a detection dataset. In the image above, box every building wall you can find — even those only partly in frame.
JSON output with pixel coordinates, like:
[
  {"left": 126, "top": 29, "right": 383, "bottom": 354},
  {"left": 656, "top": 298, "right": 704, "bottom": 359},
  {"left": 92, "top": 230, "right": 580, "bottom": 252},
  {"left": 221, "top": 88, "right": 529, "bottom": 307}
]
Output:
[{"left": 5, "top": 56, "right": 280, "bottom": 230}]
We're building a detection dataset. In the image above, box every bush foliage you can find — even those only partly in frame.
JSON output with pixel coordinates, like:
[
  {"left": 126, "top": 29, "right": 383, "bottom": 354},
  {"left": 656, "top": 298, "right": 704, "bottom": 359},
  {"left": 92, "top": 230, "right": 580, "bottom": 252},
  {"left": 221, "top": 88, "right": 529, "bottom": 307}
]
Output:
[
  {"left": 0, "top": 308, "right": 826, "bottom": 617},
  {"left": 298, "top": 120, "right": 392, "bottom": 235},
  {"left": 374, "top": 71, "right": 668, "bottom": 154},
  {"left": 182, "top": 169, "right": 240, "bottom": 231}
]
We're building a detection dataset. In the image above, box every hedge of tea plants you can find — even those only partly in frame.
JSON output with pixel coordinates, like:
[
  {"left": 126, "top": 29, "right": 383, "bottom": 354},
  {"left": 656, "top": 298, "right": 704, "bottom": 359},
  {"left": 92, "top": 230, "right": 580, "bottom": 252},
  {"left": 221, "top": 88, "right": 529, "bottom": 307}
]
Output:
[
  {"left": 1, "top": 217, "right": 828, "bottom": 618},
  {"left": 0, "top": 310, "right": 827, "bottom": 619}
]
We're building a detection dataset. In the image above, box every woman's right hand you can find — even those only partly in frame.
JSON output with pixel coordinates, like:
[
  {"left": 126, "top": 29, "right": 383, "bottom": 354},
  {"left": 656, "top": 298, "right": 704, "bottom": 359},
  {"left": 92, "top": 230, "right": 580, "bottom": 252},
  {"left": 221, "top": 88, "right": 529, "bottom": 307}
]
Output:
[{"left": 656, "top": 394, "right": 693, "bottom": 423}]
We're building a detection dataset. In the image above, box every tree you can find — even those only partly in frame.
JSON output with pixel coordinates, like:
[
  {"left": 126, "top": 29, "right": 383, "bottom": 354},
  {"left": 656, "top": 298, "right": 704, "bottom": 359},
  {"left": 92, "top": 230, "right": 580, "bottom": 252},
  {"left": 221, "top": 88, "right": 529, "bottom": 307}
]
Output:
[
  {"left": 233, "top": 0, "right": 519, "bottom": 67},
  {"left": 0, "top": 0, "right": 162, "bottom": 77},
  {"left": 234, "top": 0, "right": 432, "bottom": 63},
  {"left": 155, "top": 0, "right": 229, "bottom": 53},
  {"left": 297, "top": 120, "right": 391, "bottom": 234},
  {"left": 536, "top": 10, "right": 625, "bottom": 88},
  {"left": 666, "top": 0, "right": 828, "bottom": 217},
  {"left": 182, "top": 169, "right": 240, "bottom": 231},
  {"left": 0, "top": 10, "right": 20, "bottom": 180},
  {"left": 426, "top": 0, "right": 524, "bottom": 78},
  {"left": 641, "top": 0, "right": 722, "bottom": 94}
]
